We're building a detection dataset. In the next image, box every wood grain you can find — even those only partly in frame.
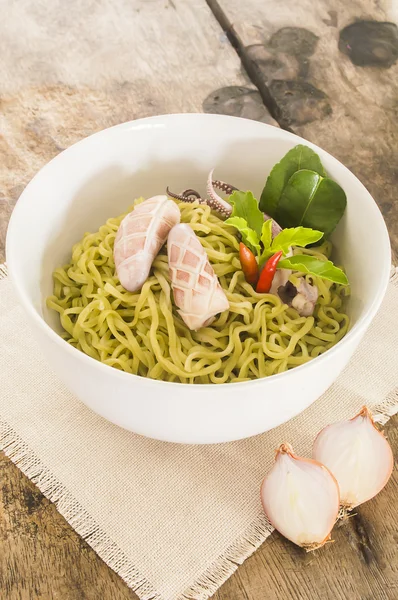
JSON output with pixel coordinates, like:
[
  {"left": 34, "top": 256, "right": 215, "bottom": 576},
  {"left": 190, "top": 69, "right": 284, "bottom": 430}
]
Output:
[
  {"left": 0, "top": 454, "right": 136, "bottom": 600},
  {"left": 0, "top": 1, "right": 253, "bottom": 598},
  {"left": 0, "top": 0, "right": 261, "bottom": 263},
  {"left": 204, "top": 0, "right": 398, "bottom": 597},
  {"left": 0, "top": 0, "right": 397, "bottom": 599},
  {"left": 215, "top": 416, "right": 398, "bottom": 600},
  {"left": 1, "top": 419, "right": 397, "bottom": 600},
  {"left": 207, "top": 0, "right": 398, "bottom": 262}
]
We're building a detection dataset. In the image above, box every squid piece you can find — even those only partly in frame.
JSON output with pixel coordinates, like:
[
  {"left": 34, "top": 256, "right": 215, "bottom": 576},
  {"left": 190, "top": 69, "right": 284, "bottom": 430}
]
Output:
[
  {"left": 269, "top": 246, "right": 293, "bottom": 295},
  {"left": 269, "top": 268, "right": 291, "bottom": 296},
  {"left": 167, "top": 224, "right": 229, "bottom": 330},
  {"left": 114, "top": 195, "right": 180, "bottom": 292},
  {"left": 277, "top": 278, "right": 319, "bottom": 317},
  {"left": 292, "top": 279, "right": 319, "bottom": 316}
]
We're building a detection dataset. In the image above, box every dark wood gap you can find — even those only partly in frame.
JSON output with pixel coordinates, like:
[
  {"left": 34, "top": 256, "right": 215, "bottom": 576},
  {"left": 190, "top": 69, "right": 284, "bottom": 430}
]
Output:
[{"left": 205, "top": 0, "right": 293, "bottom": 131}]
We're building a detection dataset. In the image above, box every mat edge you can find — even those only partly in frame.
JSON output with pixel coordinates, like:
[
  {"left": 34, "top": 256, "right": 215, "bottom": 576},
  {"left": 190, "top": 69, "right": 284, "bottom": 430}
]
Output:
[{"left": 1, "top": 262, "right": 397, "bottom": 600}]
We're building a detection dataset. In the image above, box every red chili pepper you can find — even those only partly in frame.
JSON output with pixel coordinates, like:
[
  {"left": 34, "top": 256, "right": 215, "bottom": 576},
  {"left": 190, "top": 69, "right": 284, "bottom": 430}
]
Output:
[
  {"left": 239, "top": 242, "right": 259, "bottom": 285},
  {"left": 256, "top": 251, "right": 283, "bottom": 293}
]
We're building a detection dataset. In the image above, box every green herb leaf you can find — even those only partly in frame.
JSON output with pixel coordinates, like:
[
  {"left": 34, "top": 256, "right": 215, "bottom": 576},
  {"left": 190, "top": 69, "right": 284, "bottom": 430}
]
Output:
[
  {"left": 260, "top": 145, "right": 326, "bottom": 214},
  {"left": 261, "top": 219, "right": 273, "bottom": 251},
  {"left": 278, "top": 255, "right": 348, "bottom": 285},
  {"left": 229, "top": 191, "right": 264, "bottom": 237},
  {"left": 275, "top": 170, "right": 347, "bottom": 237},
  {"left": 259, "top": 224, "right": 324, "bottom": 267},
  {"left": 224, "top": 216, "right": 261, "bottom": 255},
  {"left": 271, "top": 226, "right": 324, "bottom": 255}
]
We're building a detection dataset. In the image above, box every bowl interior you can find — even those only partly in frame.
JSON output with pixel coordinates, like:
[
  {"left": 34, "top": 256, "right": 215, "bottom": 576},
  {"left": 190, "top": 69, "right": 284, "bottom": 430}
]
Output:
[{"left": 7, "top": 114, "right": 390, "bottom": 343}]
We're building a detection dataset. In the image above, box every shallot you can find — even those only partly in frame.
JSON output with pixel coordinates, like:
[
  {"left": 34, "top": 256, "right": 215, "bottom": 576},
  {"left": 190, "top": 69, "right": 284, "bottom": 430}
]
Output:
[
  {"left": 261, "top": 443, "right": 340, "bottom": 550},
  {"left": 313, "top": 406, "right": 394, "bottom": 508}
]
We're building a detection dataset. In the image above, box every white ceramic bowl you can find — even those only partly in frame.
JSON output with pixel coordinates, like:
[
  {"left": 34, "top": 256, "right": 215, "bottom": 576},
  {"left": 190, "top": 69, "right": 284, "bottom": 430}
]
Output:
[{"left": 6, "top": 114, "right": 391, "bottom": 444}]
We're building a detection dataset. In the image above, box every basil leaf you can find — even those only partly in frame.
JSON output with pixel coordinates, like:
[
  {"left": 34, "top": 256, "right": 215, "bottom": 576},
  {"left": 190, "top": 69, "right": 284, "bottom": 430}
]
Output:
[
  {"left": 271, "top": 226, "right": 323, "bottom": 254},
  {"left": 259, "top": 224, "right": 323, "bottom": 267},
  {"left": 260, "top": 145, "right": 326, "bottom": 214},
  {"left": 229, "top": 191, "right": 264, "bottom": 237},
  {"left": 261, "top": 219, "right": 273, "bottom": 251},
  {"left": 275, "top": 170, "right": 347, "bottom": 236},
  {"left": 278, "top": 255, "right": 348, "bottom": 285},
  {"left": 224, "top": 216, "right": 261, "bottom": 255}
]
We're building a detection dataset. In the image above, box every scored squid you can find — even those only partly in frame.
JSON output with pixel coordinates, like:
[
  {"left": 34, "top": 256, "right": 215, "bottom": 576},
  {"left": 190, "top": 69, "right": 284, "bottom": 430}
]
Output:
[
  {"left": 168, "top": 224, "right": 229, "bottom": 331},
  {"left": 114, "top": 195, "right": 180, "bottom": 292}
]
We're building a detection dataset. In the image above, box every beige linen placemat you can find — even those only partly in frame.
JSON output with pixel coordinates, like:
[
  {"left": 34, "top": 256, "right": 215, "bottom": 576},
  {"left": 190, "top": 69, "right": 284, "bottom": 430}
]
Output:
[{"left": 0, "top": 262, "right": 397, "bottom": 600}]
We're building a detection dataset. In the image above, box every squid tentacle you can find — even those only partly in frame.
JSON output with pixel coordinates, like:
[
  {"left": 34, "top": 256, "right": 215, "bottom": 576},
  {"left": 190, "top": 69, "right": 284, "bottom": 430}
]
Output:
[
  {"left": 212, "top": 179, "right": 239, "bottom": 195},
  {"left": 205, "top": 196, "right": 232, "bottom": 218},
  {"left": 206, "top": 169, "right": 233, "bottom": 218},
  {"left": 166, "top": 187, "right": 207, "bottom": 204},
  {"left": 181, "top": 188, "right": 202, "bottom": 199},
  {"left": 167, "top": 170, "right": 257, "bottom": 221}
]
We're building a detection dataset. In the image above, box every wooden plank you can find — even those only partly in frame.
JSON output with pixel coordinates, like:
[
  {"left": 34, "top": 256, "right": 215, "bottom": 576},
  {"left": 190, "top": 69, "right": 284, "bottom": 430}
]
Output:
[
  {"left": 207, "top": 0, "right": 398, "bottom": 261},
  {"left": 0, "top": 1, "right": 397, "bottom": 599},
  {"left": 2, "top": 416, "right": 397, "bottom": 600},
  {"left": 204, "top": 0, "right": 398, "bottom": 598},
  {"left": 0, "top": 1, "right": 274, "bottom": 599},
  {"left": 0, "top": 0, "right": 276, "bottom": 263},
  {"left": 0, "top": 453, "right": 136, "bottom": 599},
  {"left": 215, "top": 417, "right": 398, "bottom": 600}
]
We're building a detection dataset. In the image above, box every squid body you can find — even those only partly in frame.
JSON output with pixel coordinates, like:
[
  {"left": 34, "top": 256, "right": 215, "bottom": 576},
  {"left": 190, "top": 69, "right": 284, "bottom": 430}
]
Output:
[
  {"left": 167, "top": 224, "right": 229, "bottom": 331},
  {"left": 114, "top": 195, "right": 180, "bottom": 292}
]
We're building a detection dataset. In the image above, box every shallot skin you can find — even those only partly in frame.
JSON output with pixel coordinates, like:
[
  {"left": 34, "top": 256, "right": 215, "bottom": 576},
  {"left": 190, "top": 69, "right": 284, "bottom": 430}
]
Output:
[
  {"left": 313, "top": 406, "right": 394, "bottom": 508},
  {"left": 167, "top": 223, "right": 229, "bottom": 330},
  {"left": 114, "top": 195, "right": 180, "bottom": 292},
  {"left": 261, "top": 443, "right": 340, "bottom": 551}
]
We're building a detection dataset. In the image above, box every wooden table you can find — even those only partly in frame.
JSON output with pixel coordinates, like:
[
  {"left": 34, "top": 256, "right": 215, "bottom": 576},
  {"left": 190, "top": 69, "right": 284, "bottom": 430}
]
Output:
[{"left": 0, "top": 1, "right": 397, "bottom": 598}]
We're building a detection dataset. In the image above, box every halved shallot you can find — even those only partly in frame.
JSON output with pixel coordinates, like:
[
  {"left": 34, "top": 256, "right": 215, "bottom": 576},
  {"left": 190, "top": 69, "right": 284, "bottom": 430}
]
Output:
[
  {"left": 261, "top": 443, "right": 340, "bottom": 550},
  {"left": 312, "top": 406, "right": 394, "bottom": 508}
]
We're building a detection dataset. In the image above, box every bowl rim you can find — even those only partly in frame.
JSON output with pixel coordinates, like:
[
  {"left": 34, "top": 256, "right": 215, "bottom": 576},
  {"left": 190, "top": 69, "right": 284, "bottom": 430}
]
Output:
[{"left": 6, "top": 113, "right": 392, "bottom": 390}]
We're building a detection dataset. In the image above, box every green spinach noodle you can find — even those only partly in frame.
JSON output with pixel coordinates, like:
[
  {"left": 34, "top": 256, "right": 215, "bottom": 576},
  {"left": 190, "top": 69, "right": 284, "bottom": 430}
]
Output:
[{"left": 47, "top": 200, "right": 349, "bottom": 384}]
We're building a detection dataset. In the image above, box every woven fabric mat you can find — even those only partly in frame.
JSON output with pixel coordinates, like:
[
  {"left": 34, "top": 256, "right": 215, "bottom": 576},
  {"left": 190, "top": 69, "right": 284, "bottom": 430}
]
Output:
[{"left": 0, "top": 263, "right": 397, "bottom": 600}]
